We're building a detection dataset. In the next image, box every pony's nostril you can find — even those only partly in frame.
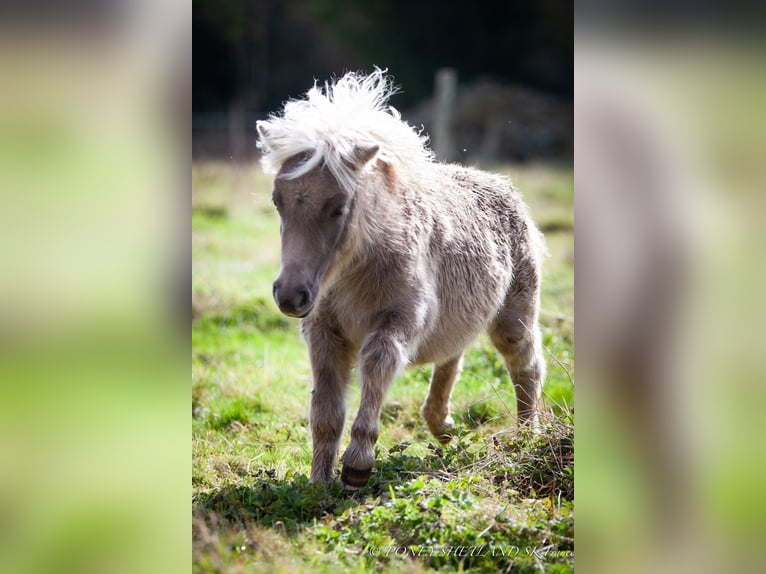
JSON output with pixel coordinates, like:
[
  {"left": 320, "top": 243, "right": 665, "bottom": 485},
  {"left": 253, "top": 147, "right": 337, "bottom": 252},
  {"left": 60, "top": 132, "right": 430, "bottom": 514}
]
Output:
[{"left": 295, "top": 288, "right": 309, "bottom": 309}]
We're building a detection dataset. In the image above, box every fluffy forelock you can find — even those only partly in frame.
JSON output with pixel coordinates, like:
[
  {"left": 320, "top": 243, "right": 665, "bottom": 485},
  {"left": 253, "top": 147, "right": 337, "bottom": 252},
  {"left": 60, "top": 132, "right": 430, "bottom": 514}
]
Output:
[{"left": 256, "top": 68, "right": 434, "bottom": 194}]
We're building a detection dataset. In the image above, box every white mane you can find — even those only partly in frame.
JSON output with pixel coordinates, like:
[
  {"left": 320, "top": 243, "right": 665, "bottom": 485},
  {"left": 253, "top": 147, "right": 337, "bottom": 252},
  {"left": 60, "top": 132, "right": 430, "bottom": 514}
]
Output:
[{"left": 256, "top": 69, "right": 434, "bottom": 194}]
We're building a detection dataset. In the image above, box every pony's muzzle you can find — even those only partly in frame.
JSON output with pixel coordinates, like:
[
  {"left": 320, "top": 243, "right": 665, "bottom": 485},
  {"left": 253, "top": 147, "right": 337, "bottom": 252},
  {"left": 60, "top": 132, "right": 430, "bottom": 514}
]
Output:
[{"left": 273, "top": 278, "right": 314, "bottom": 318}]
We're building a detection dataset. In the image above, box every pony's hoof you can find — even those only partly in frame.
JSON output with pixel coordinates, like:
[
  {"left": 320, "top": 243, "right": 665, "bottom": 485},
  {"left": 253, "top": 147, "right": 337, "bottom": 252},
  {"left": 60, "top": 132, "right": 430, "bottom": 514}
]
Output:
[
  {"left": 436, "top": 432, "right": 454, "bottom": 445},
  {"left": 341, "top": 464, "right": 372, "bottom": 489},
  {"left": 430, "top": 416, "right": 455, "bottom": 444}
]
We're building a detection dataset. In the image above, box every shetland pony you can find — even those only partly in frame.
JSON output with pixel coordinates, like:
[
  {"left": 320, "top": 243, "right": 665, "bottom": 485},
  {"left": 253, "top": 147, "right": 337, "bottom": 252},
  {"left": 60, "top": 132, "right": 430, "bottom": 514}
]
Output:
[{"left": 256, "top": 70, "right": 546, "bottom": 488}]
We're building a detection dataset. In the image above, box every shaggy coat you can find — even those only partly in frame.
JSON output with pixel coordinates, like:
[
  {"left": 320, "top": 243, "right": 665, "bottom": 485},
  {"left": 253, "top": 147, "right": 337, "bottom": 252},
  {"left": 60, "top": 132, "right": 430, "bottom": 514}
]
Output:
[{"left": 257, "top": 70, "right": 546, "bottom": 488}]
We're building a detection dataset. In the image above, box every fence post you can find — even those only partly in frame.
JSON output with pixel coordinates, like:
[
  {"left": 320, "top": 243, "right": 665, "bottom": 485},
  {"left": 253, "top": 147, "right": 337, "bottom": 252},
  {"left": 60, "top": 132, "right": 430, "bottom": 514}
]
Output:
[{"left": 432, "top": 68, "right": 457, "bottom": 162}]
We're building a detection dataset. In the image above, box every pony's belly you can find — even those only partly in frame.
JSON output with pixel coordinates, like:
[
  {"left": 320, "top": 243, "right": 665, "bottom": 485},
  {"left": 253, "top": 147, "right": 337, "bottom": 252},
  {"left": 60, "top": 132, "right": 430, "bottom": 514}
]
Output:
[
  {"left": 409, "top": 321, "right": 487, "bottom": 366},
  {"left": 409, "top": 268, "right": 510, "bottom": 366}
]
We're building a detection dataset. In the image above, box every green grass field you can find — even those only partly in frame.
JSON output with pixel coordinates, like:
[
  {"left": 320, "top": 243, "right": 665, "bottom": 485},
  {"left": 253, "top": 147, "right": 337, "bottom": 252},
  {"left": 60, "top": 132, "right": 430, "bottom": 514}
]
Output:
[{"left": 192, "top": 161, "right": 574, "bottom": 573}]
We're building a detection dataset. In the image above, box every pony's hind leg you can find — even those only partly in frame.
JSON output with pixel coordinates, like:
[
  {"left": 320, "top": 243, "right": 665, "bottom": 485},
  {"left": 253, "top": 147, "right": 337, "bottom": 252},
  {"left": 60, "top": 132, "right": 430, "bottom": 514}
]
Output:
[
  {"left": 489, "top": 285, "right": 546, "bottom": 429},
  {"left": 420, "top": 355, "right": 463, "bottom": 443}
]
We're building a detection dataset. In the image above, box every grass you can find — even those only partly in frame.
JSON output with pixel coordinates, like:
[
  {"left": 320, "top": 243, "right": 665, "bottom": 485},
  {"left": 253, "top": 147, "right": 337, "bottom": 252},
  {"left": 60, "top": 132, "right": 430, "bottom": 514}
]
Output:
[{"left": 192, "top": 160, "right": 574, "bottom": 573}]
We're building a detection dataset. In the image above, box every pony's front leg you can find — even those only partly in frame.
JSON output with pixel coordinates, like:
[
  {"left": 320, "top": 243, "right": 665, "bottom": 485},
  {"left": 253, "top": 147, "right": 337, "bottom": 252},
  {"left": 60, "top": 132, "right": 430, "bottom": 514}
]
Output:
[
  {"left": 304, "top": 321, "right": 355, "bottom": 484},
  {"left": 341, "top": 330, "right": 408, "bottom": 489}
]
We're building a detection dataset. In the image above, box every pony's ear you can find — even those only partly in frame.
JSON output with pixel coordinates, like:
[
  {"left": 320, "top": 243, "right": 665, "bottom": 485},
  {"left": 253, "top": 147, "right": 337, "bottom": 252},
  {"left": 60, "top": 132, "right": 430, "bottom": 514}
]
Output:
[
  {"left": 256, "top": 121, "right": 270, "bottom": 140},
  {"left": 349, "top": 144, "right": 379, "bottom": 170}
]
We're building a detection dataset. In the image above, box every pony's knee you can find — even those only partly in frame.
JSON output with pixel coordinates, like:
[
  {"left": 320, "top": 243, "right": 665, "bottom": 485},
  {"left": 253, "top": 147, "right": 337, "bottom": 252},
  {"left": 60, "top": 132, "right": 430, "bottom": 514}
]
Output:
[
  {"left": 359, "top": 332, "right": 407, "bottom": 383},
  {"left": 491, "top": 327, "right": 533, "bottom": 361}
]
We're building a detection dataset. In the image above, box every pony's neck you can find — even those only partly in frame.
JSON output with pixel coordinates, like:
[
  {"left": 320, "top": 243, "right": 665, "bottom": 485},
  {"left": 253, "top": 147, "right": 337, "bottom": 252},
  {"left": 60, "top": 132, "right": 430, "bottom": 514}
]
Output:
[{"left": 355, "top": 164, "right": 407, "bottom": 244}]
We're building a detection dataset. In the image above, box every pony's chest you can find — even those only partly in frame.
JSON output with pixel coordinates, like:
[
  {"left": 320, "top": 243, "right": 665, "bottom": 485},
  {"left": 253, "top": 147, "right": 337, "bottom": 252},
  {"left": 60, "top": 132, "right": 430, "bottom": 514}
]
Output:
[
  {"left": 322, "top": 266, "right": 438, "bottom": 348},
  {"left": 323, "top": 286, "right": 398, "bottom": 345}
]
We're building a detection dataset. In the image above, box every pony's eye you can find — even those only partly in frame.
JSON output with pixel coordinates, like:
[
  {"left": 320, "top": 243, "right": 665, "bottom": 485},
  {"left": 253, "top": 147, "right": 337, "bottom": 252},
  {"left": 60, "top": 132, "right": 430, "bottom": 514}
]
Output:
[{"left": 331, "top": 206, "right": 345, "bottom": 218}]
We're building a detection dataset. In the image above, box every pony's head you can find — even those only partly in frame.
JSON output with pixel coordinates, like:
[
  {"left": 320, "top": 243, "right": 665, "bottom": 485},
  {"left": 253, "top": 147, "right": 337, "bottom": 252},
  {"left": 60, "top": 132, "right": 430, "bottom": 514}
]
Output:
[
  {"left": 256, "top": 69, "right": 432, "bottom": 318},
  {"left": 265, "top": 146, "right": 378, "bottom": 318}
]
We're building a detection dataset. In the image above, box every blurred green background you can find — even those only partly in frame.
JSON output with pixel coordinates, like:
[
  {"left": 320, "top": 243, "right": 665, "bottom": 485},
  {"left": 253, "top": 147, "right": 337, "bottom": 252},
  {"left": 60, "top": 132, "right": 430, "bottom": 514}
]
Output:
[{"left": 1, "top": 1, "right": 765, "bottom": 574}]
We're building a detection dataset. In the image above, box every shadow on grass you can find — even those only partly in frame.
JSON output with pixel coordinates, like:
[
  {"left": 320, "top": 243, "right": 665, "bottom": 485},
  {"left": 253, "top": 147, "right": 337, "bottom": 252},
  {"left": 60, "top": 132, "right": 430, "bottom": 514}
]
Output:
[
  {"left": 191, "top": 452, "right": 439, "bottom": 537},
  {"left": 192, "top": 472, "right": 362, "bottom": 536}
]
